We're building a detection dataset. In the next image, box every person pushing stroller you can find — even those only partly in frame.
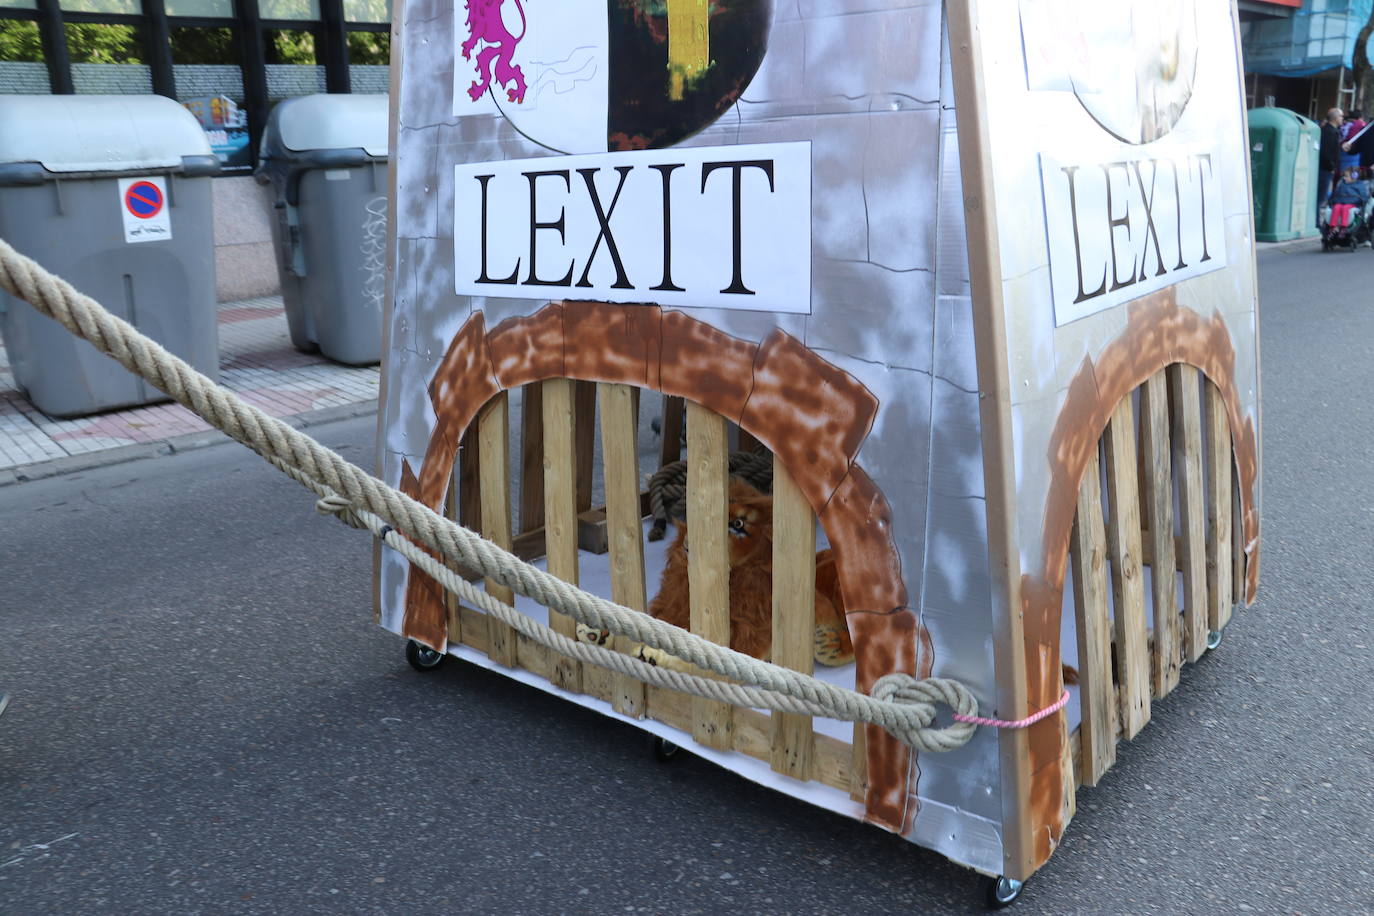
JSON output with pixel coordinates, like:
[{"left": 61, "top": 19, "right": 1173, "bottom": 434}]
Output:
[{"left": 1321, "top": 167, "right": 1372, "bottom": 250}]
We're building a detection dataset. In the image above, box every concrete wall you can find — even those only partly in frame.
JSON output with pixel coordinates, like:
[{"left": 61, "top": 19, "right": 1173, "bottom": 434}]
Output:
[{"left": 212, "top": 176, "right": 279, "bottom": 302}]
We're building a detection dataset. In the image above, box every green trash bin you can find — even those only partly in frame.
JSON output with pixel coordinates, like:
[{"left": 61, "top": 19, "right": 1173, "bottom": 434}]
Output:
[{"left": 1248, "top": 106, "right": 1320, "bottom": 243}]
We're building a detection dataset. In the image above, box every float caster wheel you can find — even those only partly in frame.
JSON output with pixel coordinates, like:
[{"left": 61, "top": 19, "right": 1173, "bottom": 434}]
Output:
[
  {"left": 650, "top": 736, "right": 680, "bottom": 762},
  {"left": 405, "top": 639, "right": 447, "bottom": 672},
  {"left": 986, "top": 875, "right": 1024, "bottom": 908},
  {"left": 1206, "top": 628, "right": 1224, "bottom": 651}
]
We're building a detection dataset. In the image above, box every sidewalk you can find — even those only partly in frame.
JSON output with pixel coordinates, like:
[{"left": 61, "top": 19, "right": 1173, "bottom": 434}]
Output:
[{"left": 0, "top": 295, "right": 379, "bottom": 484}]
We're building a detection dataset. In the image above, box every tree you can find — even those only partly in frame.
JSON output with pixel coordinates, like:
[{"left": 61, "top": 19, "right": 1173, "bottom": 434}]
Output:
[{"left": 0, "top": 20, "right": 44, "bottom": 62}]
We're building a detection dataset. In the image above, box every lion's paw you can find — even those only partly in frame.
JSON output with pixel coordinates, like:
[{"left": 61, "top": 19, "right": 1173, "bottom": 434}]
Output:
[
  {"left": 635, "top": 644, "right": 665, "bottom": 667},
  {"left": 814, "top": 626, "right": 855, "bottom": 667},
  {"left": 576, "top": 623, "right": 612, "bottom": 647}
]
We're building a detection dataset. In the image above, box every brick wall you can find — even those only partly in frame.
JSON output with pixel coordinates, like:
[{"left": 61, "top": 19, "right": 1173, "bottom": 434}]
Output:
[
  {"left": 265, "top": 65, "right": 326, "bottom": 101},
  {"left": 0, "top": 62, "right": 50, "bottom": 94},
  {"left": 70, "top": 63, "right": 153, "bottom": 94}
]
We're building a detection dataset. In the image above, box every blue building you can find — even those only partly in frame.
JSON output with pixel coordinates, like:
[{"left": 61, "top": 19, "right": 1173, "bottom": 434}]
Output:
[{"left": 1242, "top": 0, "right": 1374, "bottom": 117}]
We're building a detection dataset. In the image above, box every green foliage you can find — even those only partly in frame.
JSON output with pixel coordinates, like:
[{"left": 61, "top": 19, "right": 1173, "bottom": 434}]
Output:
[
  {"left": 347, "top": 29, "right": 387, "bottom": 65},
  {"left": 265, "top": 28, "right": 315, "bottom": 65},
  {"left": 65, "top": 22, "right": 144, "bottom": 64},
  {"left": 170, "top": 26, "right": 235, "bottom": 65},
  {"left": 0, "top": 20, "right": 44, "bottom": 63}
]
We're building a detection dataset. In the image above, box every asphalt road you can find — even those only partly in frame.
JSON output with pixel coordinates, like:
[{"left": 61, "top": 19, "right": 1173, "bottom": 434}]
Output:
[{"left": 1, "top": 244, "right": 1372, "bottom": 915}]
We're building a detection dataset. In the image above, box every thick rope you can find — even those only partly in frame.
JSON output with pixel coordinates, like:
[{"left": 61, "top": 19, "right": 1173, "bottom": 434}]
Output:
[
  {"left": 647, "top": 450, "right": 773, "bottom": 541},
  {"left": 0, "top": 236, "right": 996, "bottom": 752}
]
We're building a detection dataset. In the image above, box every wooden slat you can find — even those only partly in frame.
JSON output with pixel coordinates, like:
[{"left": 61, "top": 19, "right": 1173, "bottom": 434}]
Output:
[
  {"left": 599, "top": 383, "right": 647, "bottom": 717},
  {"left": 1205, "top": 380, "right": 1234, "bottom": 633},
  {"left": 444, "top": 470, "right": 463, "bottom": 644},
  {"left": 520, "top": 383, "right": 545, "bottom": 535},
  {"left": 1168, "top": 364, "right": 1209, "bottom": 663},
  {"left": 643, "top": 687, "right": 854, "bottom": 794},
  {"left": 686, "top": 400, "right": 733, "bottom": 749},
  {"left": 1139, "top": 370, "right": 1181, "bottom": 698},
  {"left": 479, "top": 393, "right": 517, "bottom": 667},
  {"left": 849, "top": 724, "right": 867, "bottom": 801},
  {"left": 659, "top": 394, "right": 684, "bottom": 467},
  {"left": 1102, "top": 397, "right": 1150, "bottom": 740},
  {"left": 459, "top": 425, "right": 482, "bottom": 531},
  {"left": 769, "top": 461, "right": 815, "bottom": 780},
  {"left": 1069, "top": 447, "right": 1116, "bottom": 786},
  {"left": 542, "top": 378, "right": 581, "bottom": 694},
  {"left": 1232, "top": 473, "right": 1246, "bottom": 607},
  {"left": 574, "top": 380, "right": 596, "bottom": 513}
]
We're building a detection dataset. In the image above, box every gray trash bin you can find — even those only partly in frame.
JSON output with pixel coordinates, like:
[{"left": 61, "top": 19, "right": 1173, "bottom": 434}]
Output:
[
  {"left": 256, "top": 94, "right": 389, "bottom": 366},
  {"left": 0, "top": 95, "right": 220, "bottom": 419}
]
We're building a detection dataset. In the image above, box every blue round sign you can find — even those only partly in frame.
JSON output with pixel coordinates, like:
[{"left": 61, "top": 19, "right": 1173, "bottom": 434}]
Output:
[{"left": 124, "top": 181, "right": 164, "bottom": 220}]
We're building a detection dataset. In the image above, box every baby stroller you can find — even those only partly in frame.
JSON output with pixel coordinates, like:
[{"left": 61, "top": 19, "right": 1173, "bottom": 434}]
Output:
[{"left": 1321, "top": 177, "right": 1373, "bottom": 251}]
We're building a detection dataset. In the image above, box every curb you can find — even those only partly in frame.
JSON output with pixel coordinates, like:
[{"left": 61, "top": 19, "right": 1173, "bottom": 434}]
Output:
[
  {"left": 0, "top": 399, "right": 378, "bottom": 488},
  {"left": 1256, "top": 236, "right": 1322, "bottom": 255}
]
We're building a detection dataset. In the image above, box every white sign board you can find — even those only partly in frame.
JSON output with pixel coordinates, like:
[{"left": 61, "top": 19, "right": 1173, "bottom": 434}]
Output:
[
  {"left": 453, "top": 141, "right": 812, "bottom": 313},
  {"left": 117, "top": 177, "right": 172, "bottom": 244},
  {"left": 1040, "top": 146, "right": 1226, "bottom": 326}
]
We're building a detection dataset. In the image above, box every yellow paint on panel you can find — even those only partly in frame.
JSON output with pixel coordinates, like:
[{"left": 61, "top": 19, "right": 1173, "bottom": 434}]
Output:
[{"left": 667, "top": 0, "right": 710, "bottom": 100}]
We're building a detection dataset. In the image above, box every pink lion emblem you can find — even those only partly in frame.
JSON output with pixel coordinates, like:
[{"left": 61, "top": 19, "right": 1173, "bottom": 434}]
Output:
[{"left": 461, "top": 0, "right": 528, "bottom": 104}]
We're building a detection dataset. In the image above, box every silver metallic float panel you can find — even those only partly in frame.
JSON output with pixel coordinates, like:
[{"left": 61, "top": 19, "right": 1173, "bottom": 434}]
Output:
[{"left": 382, "top": 0, "right": 1000, "bottom": 874}]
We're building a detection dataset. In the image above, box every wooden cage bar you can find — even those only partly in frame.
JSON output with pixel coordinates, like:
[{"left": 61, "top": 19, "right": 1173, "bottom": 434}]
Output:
[
  {"left": 479, "top": 392, "right": 517, "bottom": 667},
  {"left": 686, "top": 400, "right": 733, "bottom": 749},
  {"left": 440, "top": 384, "right": 868, "bottom": 797},
  {"left": 1205, "top": 379, "right": 1234, "bottom": 634},
  {"left": 769, "top": 461, "right": 815, "bottom": 781},
  {"left": 1139, "top": 369, "right": 1181, "bottom": 699},
  {"left": 1169, "top": 363, "right": 1210, "bottom": 663},
  {"left": 599, "top": 382, "right": 649, "bottom": 717},
  {"left": 542, "top": 377, "right": 582, "bottom": 694},
  {"left": 1066, "top": 364, "right": 1246, "bottom": 796},
  {"left": 1069, "top": 446, "right": 1115, "bottom": 787},
  {"left": 1102, "top": 397, "right": 1150, "bottom": 740}
]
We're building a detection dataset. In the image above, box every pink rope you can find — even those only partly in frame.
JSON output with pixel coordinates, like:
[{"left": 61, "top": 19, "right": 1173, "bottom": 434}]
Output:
[{"left": 953, "top": 689, "right": 1071, "bottom": 729}]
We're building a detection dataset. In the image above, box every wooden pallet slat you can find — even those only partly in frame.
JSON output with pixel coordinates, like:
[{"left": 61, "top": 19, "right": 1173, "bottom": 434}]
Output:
[
  {"left": 444, "top": 471, "right": 463, "bottom": 644},
  {"left": 1139, "top": 370, "right": 1181, "bottom": 698},
  {"left": 542, "top": 377, "right": 582, "bottom": 694},
  {"left": 686, "top": 400, "right": 733, "bottom": 749},
  {"left": 1168, "top": 364, "right": 1209, "bottom": 663},
  {"left": 1069, "top": 446, "right": 1116, "bottom": 786},
  {"left": 769, "top": 460, "right": 815, "bottom": 780},
  {"left": 1102, "top": 397, "right": 1150, "bottom": 740},
  {"left": 1232, "top": 473, "right": 1246, "bottom": 606},
  {"left": 520, "top": 382, "right": 546, "bottom": 535},
  {"left": 479, "top": 392, "right": 517, "bottom": 667},
  {"left": 599, "top": 382, "right": 648, "bottom": 717},
  {"left": 574, "top": 380, "right": 597, "bottom": 514},
  {"left": 1204, "top": 379, "right": 1234, "bottom": 633}
]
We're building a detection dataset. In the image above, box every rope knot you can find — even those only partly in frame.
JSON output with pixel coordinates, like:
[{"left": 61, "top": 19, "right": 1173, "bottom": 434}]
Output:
[
  {"left": 870, "top": 674, "right": 980, "bottom": 752},
  {"left": 315, "top": 494, "right": 366, "bottom": 529}
]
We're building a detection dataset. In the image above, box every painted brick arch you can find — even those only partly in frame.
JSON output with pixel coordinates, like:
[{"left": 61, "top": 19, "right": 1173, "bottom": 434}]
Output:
[{"left": 395, "top": 300, "right": 930, "bottom": 832}]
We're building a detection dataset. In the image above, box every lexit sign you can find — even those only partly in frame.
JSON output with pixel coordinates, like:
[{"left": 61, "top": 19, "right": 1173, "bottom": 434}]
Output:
[
  {"left": 1040, "top": 147, "right": 1227, "bottom": 327},
  {"left": 454, "top": 141, "right": 812, "bottom": 313}
]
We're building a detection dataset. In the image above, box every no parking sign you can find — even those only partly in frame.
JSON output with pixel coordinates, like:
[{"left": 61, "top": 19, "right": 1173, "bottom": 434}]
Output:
[{"left": 117, "top": 177, "right": 172, "bottom": 244}]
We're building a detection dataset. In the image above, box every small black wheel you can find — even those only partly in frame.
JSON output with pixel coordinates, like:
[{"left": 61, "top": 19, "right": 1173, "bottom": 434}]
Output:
[
  {"left": 405, "top": 639, "right": 447, "bottom": 672},
  {"left": 986, "top": 875, "right": 1024, "bottom": 909},
  {"left": 650, "top": 735, "right": 680, "bottom": 762}
]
